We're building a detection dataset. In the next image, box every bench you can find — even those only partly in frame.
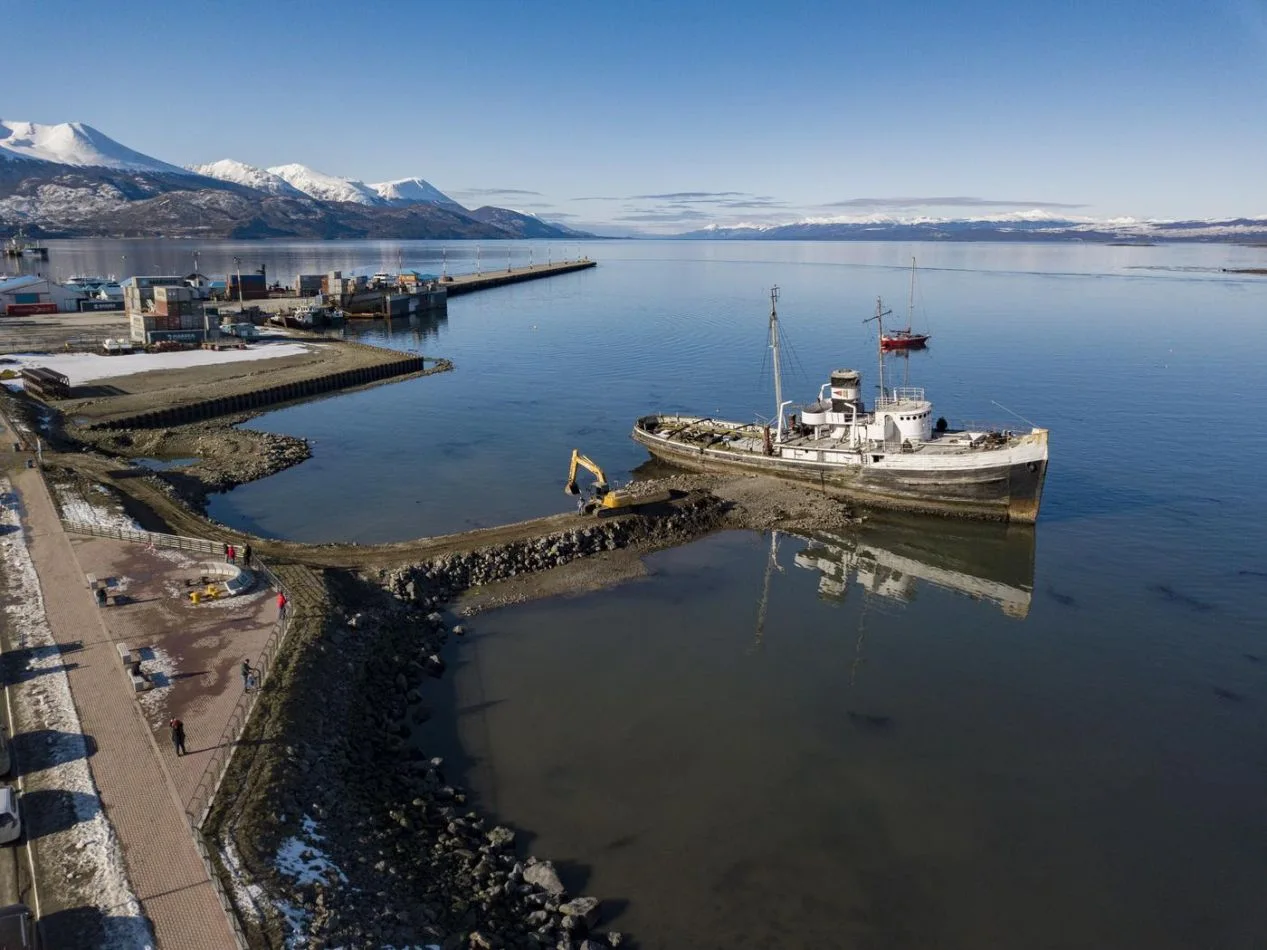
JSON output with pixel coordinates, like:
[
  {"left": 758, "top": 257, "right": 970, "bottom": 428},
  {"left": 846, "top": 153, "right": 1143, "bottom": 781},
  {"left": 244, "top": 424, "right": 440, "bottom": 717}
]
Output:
[
  {"left": 116, "top": 643, "right": 131, "bottom": 666},
  {"left": 130, "top": 673, "right": 153, "bottom": 692},
  {"left": 191, "top": 561, "right": 255, "bottom": 599},
  {"left": 86, "top": 573, "right": 99, "bottom": 590}
]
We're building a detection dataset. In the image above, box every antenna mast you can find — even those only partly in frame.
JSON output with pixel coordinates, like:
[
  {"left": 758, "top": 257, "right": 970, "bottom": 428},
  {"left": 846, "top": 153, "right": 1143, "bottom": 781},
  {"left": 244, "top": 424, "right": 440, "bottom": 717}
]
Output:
[
  {"left": 863, "top": 297, "right": 892, "bottom": 403},
  {"left": 769, "top": 285, "right": 783, "bottom": 421}
]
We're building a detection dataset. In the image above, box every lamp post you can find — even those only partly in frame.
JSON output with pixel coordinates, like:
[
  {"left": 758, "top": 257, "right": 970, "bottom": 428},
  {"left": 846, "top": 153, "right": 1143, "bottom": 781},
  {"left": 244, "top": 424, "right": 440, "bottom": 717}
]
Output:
[
  {"left": 233, "top": 256, "right": 244, "bottom": 307},
  {"left": 476, "top": 244, "right": 481, "bottom": 276}
]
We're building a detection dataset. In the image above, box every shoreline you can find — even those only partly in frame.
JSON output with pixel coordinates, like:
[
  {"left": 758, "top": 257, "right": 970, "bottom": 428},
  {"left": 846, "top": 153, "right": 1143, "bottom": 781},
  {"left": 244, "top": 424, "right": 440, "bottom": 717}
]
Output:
[{"left": 4, "top": 338, "right": 864, "bottom": 948}]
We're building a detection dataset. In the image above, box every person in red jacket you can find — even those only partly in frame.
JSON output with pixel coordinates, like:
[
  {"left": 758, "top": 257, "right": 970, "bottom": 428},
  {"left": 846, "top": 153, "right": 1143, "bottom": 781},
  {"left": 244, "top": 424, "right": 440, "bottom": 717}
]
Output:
[{"left": 277, "top": 591, "right": 288, "bottom": 620}]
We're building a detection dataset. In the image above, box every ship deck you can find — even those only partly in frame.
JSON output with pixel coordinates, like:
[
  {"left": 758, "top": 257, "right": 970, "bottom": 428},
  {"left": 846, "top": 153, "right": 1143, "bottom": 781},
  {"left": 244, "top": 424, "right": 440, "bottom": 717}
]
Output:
[{"left": 653, "top": 421, "right": 1018, "bottom": 459}]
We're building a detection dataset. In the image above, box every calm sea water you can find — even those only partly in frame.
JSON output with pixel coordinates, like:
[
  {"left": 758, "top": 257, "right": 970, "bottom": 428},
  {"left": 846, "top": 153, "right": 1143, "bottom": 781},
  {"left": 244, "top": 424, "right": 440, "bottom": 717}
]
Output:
[{"left": 45, "top": 238, "right": 1267, "bottom": 947}]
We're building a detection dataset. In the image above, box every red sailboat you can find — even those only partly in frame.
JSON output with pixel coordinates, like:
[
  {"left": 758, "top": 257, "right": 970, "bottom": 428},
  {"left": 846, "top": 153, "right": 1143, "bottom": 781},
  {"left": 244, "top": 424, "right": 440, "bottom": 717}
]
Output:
[{"left": 881, "top": 257, "right": 930, "bottom": 349}]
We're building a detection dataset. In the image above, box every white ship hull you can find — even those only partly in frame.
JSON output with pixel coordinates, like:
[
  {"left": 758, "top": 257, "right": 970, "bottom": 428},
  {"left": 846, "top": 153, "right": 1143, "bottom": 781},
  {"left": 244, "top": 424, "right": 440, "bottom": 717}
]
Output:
[{"left": 633, "top": 415, "right": 1049, "bottom": 523}]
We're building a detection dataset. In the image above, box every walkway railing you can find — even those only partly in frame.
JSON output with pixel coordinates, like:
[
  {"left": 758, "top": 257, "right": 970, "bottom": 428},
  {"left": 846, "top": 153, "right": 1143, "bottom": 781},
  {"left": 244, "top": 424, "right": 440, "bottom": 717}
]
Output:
[{"left": 61, "top": 521, "right": 223, "bottom": 555}]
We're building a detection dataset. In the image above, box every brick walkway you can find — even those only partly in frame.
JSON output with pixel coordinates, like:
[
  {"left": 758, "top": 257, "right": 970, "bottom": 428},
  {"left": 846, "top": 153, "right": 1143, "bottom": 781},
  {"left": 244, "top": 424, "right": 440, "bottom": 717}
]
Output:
[
  {"left": 69, "top": 536, "right": 277, "bottom": 808},
  {"left": 13, "top": 467, "right": 237, "bottom": 949}
]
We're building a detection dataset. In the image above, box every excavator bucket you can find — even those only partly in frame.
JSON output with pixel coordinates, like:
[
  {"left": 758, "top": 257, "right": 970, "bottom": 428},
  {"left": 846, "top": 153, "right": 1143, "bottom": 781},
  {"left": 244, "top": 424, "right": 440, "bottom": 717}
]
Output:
[{"left": 564, "top": 480, "right": 580, "bottom": 496}]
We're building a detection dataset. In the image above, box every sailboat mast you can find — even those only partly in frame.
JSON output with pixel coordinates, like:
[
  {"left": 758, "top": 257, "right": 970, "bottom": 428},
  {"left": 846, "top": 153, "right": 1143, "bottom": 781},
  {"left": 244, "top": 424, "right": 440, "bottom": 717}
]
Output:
[
  {"left": 906, "top": 256, "right": 916, "bottom": 333},
  {"left": 769, "top": 285, "right": 783, "bottom": 420}
]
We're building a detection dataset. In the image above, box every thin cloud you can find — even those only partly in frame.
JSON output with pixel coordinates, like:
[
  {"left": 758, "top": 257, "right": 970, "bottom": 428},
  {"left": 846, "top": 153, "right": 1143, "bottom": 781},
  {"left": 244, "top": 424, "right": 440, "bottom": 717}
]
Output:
[
  {"left": 820, "top": 196, "right": 1087, "bottom": 210},
  {"left": 630, "top": 191, "right": 748, "bottom": 201},
  {"left": 614, "top": 209, "right": 713, "bottom": 222},
  {"left": 540, "top": 211, "right": 581, "bottom": 219},
  {"left": 571, "top": 196, "right": 623, "bottom": 201},
  {"left": 455, "top": 187, "right": 544, "bottom": 197},
  {"left": 718, "top": 198, "right": 788, "bottom": 209}
]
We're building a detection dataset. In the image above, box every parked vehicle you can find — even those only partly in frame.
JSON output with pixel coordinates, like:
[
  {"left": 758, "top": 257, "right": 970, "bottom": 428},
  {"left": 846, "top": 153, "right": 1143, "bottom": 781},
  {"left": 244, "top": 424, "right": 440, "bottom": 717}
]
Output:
[
  {"left": 0, "top": 787, "right": 20, "bottom": 844},
  {"left": 0, "top": 903, "right": 39, "bottom": 948}
]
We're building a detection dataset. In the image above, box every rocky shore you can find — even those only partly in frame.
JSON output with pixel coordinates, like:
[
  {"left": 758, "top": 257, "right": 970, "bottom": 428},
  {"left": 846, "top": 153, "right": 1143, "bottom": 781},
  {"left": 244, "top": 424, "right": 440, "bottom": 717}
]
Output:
[
  {"left": 208, "top": 499, "right": 727, "bottom": 949},
  {"left": 76, "top": 416, "right": 313, "bottom": 509}
]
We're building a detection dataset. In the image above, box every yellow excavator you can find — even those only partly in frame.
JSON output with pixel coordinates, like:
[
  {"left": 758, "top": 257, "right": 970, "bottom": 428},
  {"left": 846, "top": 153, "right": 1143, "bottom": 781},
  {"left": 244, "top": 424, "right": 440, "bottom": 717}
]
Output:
[{"left": 565, "top": 449, "right": 672, "bottom": 515}]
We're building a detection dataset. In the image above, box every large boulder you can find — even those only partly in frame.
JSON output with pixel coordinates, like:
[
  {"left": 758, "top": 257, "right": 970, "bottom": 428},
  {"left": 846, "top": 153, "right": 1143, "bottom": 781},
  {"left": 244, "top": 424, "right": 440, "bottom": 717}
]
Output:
[
  {"left": 523, "top": 860, "right": 566, "bottom": 896},
  {"left": 560, "top": 896, "right": 601, "bottom": 929}
]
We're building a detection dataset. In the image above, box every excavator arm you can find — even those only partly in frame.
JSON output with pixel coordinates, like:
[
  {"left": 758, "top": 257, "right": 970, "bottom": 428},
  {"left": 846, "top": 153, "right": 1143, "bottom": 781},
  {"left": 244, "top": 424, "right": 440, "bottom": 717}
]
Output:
[{"left": 564, "top": 449, "right": 610, "bottom": 497}]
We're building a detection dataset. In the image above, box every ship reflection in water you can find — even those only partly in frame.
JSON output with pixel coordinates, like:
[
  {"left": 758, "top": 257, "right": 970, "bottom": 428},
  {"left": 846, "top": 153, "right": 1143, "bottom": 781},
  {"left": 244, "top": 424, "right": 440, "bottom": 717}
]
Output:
[{"left": 778, "top": 513, "right": 1036, "bottom": 619}]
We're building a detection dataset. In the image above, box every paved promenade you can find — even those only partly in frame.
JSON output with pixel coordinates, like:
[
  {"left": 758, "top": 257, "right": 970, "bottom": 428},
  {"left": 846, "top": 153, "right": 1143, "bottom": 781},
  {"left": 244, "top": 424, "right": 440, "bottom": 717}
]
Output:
[{"left": 13, "top": 466, "right": 236, "bottom": 949}]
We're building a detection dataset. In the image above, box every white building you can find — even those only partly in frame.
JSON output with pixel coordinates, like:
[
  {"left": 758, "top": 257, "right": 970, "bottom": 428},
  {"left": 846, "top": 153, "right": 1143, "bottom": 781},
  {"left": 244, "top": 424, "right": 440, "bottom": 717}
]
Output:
[{"left": 0, "top": 275, "right": 82, "bottom": 315}]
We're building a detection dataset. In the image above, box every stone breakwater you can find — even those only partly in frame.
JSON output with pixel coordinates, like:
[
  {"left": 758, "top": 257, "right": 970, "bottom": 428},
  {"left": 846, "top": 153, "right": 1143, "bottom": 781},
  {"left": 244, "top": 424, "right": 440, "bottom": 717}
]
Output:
[
  {"left": 212, "top": 498, "right": 724, "bottom": 949},
  {"left": 382, "top": 493, "right": 723, "bottom": 601}
]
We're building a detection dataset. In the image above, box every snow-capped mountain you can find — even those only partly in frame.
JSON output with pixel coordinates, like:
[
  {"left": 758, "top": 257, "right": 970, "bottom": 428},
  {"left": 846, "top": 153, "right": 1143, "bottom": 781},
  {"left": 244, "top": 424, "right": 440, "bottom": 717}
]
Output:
[
  {"left": 369, "top": 176, "right": 462, "bottom": 208},
  {"left": 0, "top": 120, "right": 589, "bottom": 240},
  {"left": 189, "top": 159, "right": 306, "bottom": 197},
  {"left": 0, "top": 120, "right": 192, "bottom": 175},
  {"left": 677, "top": 211, "right": 1267, "bottom": 243},
  {"left": 266, "top": 163, "right": 382, "bottom": 205}
]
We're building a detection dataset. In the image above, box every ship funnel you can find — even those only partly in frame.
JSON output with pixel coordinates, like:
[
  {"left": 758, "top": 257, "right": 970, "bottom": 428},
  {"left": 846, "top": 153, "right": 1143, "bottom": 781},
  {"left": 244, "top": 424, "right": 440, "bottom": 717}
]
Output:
[{"left": 830, "top": 369, "right": 862, "bottom": 412}]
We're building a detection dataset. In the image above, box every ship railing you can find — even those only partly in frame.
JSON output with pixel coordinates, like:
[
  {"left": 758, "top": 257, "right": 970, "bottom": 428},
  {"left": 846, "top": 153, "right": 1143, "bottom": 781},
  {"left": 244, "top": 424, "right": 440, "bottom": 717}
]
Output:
[
  {"left": 954, "top": 420, "right": 1030, "bottom": 437},
  {"left": 875, "top": 387, "right": 926, "bottom": 407}
]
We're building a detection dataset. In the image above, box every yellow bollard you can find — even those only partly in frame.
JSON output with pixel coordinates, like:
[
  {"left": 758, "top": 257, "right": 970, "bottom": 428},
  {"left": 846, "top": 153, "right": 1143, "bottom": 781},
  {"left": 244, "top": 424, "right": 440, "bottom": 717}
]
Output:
[{"left": 190, "top": 591, "right": 201, "bottom": 605}]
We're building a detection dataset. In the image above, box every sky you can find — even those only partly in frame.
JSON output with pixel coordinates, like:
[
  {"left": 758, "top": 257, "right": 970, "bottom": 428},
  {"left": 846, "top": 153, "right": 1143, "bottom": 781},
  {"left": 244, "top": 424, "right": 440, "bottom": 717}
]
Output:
[{"left": 4, "top": 0, "right": 1267, "bottom": 234}]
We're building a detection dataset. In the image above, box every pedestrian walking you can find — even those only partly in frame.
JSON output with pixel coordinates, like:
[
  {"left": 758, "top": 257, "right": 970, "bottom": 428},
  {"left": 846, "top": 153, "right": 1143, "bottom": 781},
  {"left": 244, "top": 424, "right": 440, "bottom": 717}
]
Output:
[
  {"left": 243, "top": 543, "right": 253, "bottom": 567},
  {"left": 241, "top": 659, "right": 252, "bottom": 691},
  {"left": 170, "top": 718, "right": 186, "bottom": 756},
  {"left": 226, "top": 543, "right": 236, "bottom": 564},
  {"left": 223, "top": 542, "right": 230, "bottom": 561},
  {"left": 277, "top": 591, "right": 288, "bottom": 620}
]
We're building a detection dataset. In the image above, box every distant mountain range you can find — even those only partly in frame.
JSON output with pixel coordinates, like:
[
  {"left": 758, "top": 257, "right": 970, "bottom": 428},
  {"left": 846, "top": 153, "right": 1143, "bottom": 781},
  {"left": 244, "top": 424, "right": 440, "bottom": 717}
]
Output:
[
  {"left": 0, "top": 120, "right": 589, "bottom": 240},
  {"left": 678, "top": 210, "right": 1267, "bottom": 243}
]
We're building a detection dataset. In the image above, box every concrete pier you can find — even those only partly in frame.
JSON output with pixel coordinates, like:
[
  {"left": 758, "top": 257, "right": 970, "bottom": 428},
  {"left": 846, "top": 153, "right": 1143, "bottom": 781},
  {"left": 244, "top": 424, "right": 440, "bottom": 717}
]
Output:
[{"left": 442, "top": 258, "right": 596, "bottom": 296}]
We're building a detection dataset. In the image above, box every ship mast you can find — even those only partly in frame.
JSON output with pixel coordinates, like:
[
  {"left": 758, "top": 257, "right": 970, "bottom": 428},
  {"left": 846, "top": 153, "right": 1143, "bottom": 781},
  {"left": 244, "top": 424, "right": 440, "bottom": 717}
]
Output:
[
  {"left": 769, "top": 285, "right": 783, "bottom": 421},
  {"left": 864, "top": 297, "right": 892, "bottom": 403}
]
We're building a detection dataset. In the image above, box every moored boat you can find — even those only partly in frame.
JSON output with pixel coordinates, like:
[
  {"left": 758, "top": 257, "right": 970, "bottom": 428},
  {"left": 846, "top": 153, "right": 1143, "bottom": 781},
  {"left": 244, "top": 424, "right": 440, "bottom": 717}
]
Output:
[
  {"left": 880, "top": 257, "right": 929, "bottom": 349},
  {"left": 631, "top": 287, "right": 1049, "bottom": 523}
]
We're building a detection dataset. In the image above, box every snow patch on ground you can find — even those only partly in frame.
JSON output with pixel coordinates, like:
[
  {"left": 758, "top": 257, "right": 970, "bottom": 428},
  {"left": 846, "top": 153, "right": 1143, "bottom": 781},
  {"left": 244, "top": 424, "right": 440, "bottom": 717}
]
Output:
[
  {"left": 150, "top": 547, "right": 199, "bottom": 567},
  {"left": 0, "top": 480, "right": 155, "bottom": 948},
  {"left": 7, "top": 342, "right": 315, "bottom": 385},
  {"left": 53, "top": 484, "right": 142, "bottom": 532},
  {"left": 276, "top": 899, "right": 310, "bottom": 948},
  {"left": 136, "top": 645, "right": 178, "bottom": 727},
  {"left": 219, "top": 838, "right": 265, "bottom": 924},
  {"left": 275, "top": 815, "right": 348, "bottom": 887}
]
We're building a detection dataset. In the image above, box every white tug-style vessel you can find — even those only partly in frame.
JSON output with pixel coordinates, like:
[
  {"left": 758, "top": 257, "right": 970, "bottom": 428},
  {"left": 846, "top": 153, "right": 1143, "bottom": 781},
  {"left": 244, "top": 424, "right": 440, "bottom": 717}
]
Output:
[{"left": 632, "top": 287, "right": 1050, "bottom": 523}]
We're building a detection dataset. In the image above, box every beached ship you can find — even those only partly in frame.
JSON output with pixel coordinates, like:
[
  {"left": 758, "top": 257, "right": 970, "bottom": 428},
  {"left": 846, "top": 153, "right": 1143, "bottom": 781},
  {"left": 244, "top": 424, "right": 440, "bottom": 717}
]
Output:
[{"left": 631, "top": 287, "right": 1050, "bottom": 523}]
